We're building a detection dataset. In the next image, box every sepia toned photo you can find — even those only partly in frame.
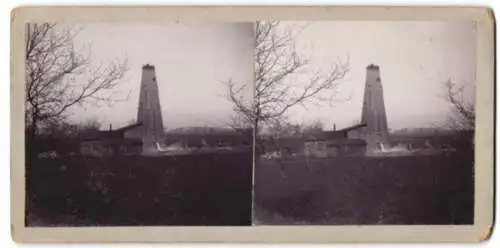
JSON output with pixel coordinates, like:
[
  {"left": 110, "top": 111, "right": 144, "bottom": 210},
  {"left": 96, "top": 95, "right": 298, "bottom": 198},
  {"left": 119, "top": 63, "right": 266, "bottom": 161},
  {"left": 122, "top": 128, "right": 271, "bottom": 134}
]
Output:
[
  {"left": 247, "top": 21, "right": 476, "bottom": 225},
  {"left": 24, "top": 22, "right": 255, "bottom": 226},
  {"left": 11, "top": 6, "right": 494, "bottom": 243}
]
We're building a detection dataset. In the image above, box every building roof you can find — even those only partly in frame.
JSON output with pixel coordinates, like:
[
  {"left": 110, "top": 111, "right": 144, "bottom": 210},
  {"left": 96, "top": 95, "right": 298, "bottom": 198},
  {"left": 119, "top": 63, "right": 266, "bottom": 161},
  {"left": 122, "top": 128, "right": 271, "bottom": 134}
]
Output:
[
  {"left": 336, "top": 123, "right": 367, "bottom": 132},
  {"left": 304, "top": 123, "right": 367, "bottom": 141},
  {"left": 115, "top": 122, "right": 143, "bottom": 132},
  {"left": 80, "top": 123, "right": 143, "bottom": 141}
]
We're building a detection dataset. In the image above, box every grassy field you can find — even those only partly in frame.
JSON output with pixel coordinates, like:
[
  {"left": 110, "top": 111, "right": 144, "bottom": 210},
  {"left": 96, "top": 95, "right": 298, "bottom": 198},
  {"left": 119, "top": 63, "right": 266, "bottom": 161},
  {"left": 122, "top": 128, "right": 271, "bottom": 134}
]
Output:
[
  {"left": 25, "top": 151, "right": 253, "bottom": 226},
  {"left": 254, "top": 151, "right": 474, "bottom": 225}
]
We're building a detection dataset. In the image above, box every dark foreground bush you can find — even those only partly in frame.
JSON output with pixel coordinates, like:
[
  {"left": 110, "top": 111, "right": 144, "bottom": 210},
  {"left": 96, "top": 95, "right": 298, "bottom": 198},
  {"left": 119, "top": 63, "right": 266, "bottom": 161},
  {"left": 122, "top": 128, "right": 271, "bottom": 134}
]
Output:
[
  {"left": 26, "top": 151, "right": 253, "bottom": 226},
  {"left": 254, "top": 151, "right": 474, "bottom": 225}
]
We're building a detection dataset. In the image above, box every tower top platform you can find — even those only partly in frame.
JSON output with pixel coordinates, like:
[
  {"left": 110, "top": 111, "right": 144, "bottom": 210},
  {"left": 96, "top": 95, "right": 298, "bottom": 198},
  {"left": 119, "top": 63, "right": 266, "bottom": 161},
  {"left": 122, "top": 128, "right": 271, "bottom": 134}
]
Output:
[{"left": 142, "top": 64, "right": 155, "bottom": 69}]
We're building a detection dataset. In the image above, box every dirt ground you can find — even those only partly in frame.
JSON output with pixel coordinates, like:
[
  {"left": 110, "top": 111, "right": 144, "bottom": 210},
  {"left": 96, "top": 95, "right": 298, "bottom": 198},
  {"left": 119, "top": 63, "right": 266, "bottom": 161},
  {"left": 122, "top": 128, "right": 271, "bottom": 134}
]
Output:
[
  {"left": 25, "top": 151, "right": 253, "bottom": 226},
  {"left": 254, "top": 152, "right": 474, "bottom": 225}
]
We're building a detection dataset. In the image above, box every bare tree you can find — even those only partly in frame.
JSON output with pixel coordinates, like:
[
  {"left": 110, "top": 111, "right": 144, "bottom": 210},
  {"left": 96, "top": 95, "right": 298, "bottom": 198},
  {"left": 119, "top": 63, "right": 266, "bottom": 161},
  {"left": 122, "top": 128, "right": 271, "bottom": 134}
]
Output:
[
  {"left": 39, "top": 118, "right": 102, "bottom": 139},
  {"left": 228, "top": 111, "right": 254, "bottom": 130},
  {"left": 264, "top": 116, "right": 301, "bottom": 138},
  {"left": 223, "top": 21, "right": 349, "bottom": 177},
  {"left": 224, "top": 21, "right": 349, "bottom": 154},
  {"left": 78, "top": 118, "right": 101, "bottom": 132},
  {"left": 38, "top": 119, "right": 79, "bottom": 139},
  {"left": 301, "top": 119, "right": 324, "bottom": 135},
  {"left": 25, "top": 23, "right": 129, "bottom": 144},
  {"left": 225, "top": 21, "right": 349, "bottom": 137},
  {"left": 441, "top": 79, "right": 475, "bottom": 131}
]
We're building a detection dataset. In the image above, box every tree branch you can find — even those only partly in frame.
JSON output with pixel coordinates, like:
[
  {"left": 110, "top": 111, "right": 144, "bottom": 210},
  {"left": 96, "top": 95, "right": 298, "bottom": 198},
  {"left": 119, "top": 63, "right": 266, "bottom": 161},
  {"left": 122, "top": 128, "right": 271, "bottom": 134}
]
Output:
[{"left": 25, "top": 23, "right": 129, "bottom": 138}]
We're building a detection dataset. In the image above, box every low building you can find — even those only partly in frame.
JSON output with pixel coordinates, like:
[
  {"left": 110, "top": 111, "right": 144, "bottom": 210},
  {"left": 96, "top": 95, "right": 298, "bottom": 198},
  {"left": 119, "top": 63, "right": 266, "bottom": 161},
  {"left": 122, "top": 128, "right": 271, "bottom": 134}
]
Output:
[
  {"left": 259, "top": 136, "right": 305, "bottom": 157},
  {"left": 304, "top": 139, "right": 367, "bottom": 157},
  {"left": 80, "top": 123, "right": 144, "bottom": 157},
  {"left": 304, "top": 123, "right": 367, "bottom": 158},
  {"left": 164, "top": 127, "right": 252, "bottom": 149}
]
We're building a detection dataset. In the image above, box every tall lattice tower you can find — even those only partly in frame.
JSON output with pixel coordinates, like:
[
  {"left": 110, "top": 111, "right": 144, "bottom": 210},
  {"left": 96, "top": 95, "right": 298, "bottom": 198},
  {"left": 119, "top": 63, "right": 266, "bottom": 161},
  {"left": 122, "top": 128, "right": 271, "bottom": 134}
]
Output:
[
  {"left": 360, "top": 64, "right": 390, "bottom": 152},
  {"left": 133, "top": 64, "right": 165, "bottom": 153}
]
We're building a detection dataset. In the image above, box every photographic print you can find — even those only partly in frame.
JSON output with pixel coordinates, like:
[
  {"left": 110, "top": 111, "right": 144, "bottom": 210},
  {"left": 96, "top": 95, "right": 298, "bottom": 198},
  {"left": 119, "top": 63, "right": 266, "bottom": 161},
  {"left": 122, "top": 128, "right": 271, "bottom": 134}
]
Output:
[
  {"left": 11, "top": 6, "right": 494, "bottom": 243},
  {"left": 24, "top": 22, "right": 255, "bottom": 226},
  {"left": 249, "top": 21, "right": 476, "bottom": 225}
]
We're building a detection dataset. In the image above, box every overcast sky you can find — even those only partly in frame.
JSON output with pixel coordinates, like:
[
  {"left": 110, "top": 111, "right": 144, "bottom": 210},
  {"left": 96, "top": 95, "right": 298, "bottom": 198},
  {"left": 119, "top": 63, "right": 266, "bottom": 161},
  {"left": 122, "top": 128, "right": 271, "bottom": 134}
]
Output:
[
  {"left": 69, "top": 22, "right": 254, "bottom": 129},
  {"left": 68, "top": 21, "right": 476, "bottom": 131},
  {"left": 286, "top": 21, "right": 476, "bottom": 130}
]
